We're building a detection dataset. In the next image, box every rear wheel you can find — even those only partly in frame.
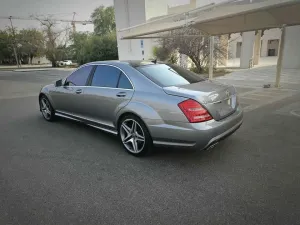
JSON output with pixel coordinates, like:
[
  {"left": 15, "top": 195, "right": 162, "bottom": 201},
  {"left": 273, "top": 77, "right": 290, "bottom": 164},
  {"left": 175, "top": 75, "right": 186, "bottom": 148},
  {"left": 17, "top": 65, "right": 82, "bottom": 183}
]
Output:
[
  {"left": 39, "top": 95, "right": 55, "bottom": 121},
  {"left": 118, "top": 115, "right": 152, "bottom": 156}
]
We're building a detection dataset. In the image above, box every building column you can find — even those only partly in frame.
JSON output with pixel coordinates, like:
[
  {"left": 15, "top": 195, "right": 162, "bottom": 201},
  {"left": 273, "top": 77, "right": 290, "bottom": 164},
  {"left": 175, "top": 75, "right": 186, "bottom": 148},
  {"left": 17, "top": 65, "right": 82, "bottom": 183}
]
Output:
[
  {"left": 253, "top": 30, "right": 262, "bottom": 65},
  {"left": 275, "top": 26, "right": 287, "bottom": 87},
  {"left": 240, "top": 31, "right": 255, "bottom": 69},
  {"left": 282, "top": 25, "right": 300, "bottom": 69},
  {"left": 209, "top": 36, "right": 214, "bottom": 80}
]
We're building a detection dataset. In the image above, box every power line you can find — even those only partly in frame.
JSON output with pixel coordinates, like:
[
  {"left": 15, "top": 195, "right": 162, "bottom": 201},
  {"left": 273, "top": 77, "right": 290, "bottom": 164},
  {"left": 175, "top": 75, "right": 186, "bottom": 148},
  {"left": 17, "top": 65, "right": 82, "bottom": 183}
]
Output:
[{"left": 0, "top": 16, "right": 93, "bottom": 24}]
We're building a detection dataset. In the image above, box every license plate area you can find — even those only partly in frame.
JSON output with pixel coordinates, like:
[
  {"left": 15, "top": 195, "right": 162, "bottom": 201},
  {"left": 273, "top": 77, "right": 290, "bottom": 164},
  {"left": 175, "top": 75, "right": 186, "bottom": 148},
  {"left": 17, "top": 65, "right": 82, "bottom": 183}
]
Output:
[
  {"left": 217, "top": 96, "right": 236, "bottom": 118},
  {"left": 226, "top": 95, "right": 237, "bottom": 109}
]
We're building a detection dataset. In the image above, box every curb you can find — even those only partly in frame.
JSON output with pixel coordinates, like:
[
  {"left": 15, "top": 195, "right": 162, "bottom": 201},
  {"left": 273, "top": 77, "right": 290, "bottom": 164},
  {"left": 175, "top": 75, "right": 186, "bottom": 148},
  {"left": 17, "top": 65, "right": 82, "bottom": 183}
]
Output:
[{"left": 13, "top": 68, "right": 75, "bottom": 72}]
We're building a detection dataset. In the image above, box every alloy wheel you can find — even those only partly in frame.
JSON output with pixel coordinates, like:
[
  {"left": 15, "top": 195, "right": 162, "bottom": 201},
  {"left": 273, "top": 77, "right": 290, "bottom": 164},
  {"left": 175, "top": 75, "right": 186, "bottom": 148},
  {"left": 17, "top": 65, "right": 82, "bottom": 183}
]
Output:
[
  {"left": 40, "top": 97, "right": 52, "bottom": 120},
  {"left": 120, "top": 119, "right": 145, "bottom": 154}
]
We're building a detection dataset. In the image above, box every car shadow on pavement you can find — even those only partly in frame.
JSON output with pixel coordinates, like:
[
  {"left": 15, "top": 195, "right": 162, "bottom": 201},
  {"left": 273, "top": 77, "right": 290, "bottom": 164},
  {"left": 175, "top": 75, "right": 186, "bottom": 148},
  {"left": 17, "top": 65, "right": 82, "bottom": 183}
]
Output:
[{"left": 33, "top": 114, "right": 238, "bottom": 164}]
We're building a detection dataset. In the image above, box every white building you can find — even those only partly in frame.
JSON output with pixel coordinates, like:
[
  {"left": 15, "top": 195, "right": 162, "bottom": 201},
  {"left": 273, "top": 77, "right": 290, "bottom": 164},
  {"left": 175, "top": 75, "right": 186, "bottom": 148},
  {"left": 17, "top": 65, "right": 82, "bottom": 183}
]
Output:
[{"left": 114, "top": 0, "right": 300, "bottom": 69}]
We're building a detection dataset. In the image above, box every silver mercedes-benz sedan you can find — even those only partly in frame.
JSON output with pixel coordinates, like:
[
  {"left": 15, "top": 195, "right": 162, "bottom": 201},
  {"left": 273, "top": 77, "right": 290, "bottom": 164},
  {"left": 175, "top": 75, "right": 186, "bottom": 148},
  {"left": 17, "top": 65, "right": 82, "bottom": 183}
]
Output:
[{"left": 39, "top": 60, "right": 243, "bottom": 156}]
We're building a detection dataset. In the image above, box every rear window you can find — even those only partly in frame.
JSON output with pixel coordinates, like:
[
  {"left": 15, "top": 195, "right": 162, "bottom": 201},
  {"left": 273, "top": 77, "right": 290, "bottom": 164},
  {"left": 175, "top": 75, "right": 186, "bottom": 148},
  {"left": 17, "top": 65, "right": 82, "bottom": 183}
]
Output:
[{"left": 135, "top": 64, "right": 205, "bottom": 87}]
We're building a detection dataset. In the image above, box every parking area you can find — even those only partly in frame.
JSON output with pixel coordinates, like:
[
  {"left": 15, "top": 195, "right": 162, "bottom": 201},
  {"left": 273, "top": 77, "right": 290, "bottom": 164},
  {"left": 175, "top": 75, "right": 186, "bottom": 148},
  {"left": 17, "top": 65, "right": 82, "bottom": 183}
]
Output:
[
  {"left": 1, "top": 69, "right": 300, "bottom": 225},
  {"left": 216, "top": 65, "right": 300, "bottom": 112}
]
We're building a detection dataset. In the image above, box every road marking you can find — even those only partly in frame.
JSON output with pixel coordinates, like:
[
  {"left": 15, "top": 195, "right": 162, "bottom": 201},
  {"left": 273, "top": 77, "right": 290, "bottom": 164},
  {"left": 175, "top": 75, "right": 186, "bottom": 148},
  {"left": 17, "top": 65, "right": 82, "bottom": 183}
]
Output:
[{"left": 290, "top": 110, "right": 300, "bottom": 118}]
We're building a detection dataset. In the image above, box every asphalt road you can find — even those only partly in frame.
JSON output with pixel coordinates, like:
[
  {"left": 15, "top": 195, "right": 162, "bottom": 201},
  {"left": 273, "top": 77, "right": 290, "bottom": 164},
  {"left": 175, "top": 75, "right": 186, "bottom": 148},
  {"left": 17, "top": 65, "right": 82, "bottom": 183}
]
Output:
[{"left": 1, "top": 70, "right": 300, "bottom": 225}]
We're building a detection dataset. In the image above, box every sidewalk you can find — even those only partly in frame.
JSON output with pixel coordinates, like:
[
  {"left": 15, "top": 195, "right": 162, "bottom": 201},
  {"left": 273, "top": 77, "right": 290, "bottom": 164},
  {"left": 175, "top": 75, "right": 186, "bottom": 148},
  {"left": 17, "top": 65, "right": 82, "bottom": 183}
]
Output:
[
  {"left": 14, "top": 68, "right": 75, "bottom": 72},
  {"left": 0, "top": 64, "right": 76, "bottom": 72}
]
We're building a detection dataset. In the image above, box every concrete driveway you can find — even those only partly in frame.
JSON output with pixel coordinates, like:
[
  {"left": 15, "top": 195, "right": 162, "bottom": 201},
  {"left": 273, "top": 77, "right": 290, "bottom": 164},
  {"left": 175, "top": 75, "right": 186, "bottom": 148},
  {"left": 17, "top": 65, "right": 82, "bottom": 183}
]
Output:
[
  {"left": 1, "top": 69, "right": 300, "bottom": 225},
  {"left": 216, "top": 65, "right": 300, "bottom": 112}
]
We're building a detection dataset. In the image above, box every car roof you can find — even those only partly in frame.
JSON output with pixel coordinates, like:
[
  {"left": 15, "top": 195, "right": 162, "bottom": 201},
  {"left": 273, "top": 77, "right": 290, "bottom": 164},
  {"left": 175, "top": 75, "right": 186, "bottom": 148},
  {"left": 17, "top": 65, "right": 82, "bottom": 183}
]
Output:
[{"left": 85, "top": 60, "right": 160, "bottom": 68}]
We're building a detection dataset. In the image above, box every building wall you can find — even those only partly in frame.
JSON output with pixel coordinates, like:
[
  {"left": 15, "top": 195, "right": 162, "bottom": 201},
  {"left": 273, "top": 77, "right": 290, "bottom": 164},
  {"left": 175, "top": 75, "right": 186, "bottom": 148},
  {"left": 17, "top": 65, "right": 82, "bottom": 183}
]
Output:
[
  {"left": 168, "top": 0, "right": 196, "bottom": 14},
  {"left": 260, "top": 28, "right": 281, "bottom": 57},
  {"left": 229, "top": 28, "right": 281, "bottom": 59},
  {"left": 115, "top": 0, "right": 300, "bottom": 69},
  {"left": 228, "top": 33, "right": 242, "bottom": 58},
  {"left": 282, "top": 25, "right": 300, "bottom": 69},
  {"left": 31, "top": 56, "right": 50, "bottom": 64},
  {"left": 196, "top": 0, "right": 226, "bottom": 8},
  {"left": 114, "top": 0, "right": 149, "bottom": 60},
  {"left": 145, "top": 0, "right": 168, "bottom": 20}
]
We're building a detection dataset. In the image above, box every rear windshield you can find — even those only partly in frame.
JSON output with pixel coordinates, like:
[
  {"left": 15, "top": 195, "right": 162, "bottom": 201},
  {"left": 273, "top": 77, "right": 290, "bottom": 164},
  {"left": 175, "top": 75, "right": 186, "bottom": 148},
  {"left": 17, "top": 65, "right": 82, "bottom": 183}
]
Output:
[{"left": 135, "top": 64, "right": 205, "bottom": 87}]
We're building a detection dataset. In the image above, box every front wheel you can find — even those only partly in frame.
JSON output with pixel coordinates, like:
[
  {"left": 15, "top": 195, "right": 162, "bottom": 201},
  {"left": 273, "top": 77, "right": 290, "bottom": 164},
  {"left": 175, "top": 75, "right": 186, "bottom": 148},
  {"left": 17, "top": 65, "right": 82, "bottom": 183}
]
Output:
[
  {"left": 118, "top": 115, "right": 152, "bottom": 156},
  {"left": 39, "top": 95, "right": 55, "bottom": 121}
]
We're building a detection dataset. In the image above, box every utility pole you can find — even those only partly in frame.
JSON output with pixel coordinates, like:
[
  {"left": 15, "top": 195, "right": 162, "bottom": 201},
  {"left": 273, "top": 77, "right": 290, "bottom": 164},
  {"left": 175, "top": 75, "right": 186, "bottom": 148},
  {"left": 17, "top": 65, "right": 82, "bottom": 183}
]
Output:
[
  {"left": 9, "top": 16, "right": 20, "bottom": 68},
  {"left": 71, "top": 12, "right": 76, "bottom": 34}
]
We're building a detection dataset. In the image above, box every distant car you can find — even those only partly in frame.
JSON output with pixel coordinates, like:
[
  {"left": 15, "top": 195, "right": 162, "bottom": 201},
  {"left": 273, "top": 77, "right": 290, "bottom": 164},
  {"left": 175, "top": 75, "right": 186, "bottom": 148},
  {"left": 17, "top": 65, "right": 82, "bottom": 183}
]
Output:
[
  {"left": 60, "top": 60, "right": 72, "bottom": 66},
  {"left": 39, "top": 60, "right": 243, "bottom": 156}
]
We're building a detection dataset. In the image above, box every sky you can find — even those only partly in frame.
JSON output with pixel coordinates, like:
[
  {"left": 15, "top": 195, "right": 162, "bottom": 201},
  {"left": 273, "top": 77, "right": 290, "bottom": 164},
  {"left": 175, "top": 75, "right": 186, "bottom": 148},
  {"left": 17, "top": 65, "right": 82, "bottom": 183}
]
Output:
[
  {"left": 0, "top": 0, "right": 113, "bottom": 32},
  {"left": 0, "top": 0, "right": 214, "bottom": 32}
]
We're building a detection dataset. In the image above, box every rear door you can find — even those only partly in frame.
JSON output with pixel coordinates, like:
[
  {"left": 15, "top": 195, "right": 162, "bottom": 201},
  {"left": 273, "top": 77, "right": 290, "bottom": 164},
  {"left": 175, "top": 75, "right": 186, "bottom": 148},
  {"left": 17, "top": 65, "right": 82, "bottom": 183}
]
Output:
[
  {"left": 82, "top": 65, "right": 134, "bottom": 128},
  {"left": 51, "top": 65, "right": 94, "bottom": 115}
]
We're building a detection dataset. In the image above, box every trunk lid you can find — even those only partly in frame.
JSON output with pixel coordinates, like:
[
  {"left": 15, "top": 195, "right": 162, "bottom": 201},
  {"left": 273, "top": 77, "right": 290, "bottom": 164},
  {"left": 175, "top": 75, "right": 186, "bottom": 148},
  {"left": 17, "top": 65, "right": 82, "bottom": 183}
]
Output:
[{"left": 163, "top": 80, "right": 237, "bottom": 121}]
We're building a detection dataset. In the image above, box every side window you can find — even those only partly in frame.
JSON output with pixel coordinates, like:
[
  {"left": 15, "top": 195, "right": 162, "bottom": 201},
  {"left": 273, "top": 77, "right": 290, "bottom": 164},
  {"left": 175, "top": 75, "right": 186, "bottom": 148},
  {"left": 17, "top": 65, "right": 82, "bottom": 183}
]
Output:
[
  {"left": 91, "top": 65, "right": 121, "bottom": 88},
  {"left": 66, "top": 65, "right": 93, "bottom": 86},
  {"left": 118, "top": 73, "right": 133, "bottom": 89}
]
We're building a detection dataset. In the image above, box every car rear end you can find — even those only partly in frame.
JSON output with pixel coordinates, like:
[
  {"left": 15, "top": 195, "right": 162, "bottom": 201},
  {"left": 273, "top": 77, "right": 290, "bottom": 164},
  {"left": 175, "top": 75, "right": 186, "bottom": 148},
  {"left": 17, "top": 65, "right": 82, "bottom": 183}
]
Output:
[{"left": 134, "top": 63, "right": 243, "bottom": 150}]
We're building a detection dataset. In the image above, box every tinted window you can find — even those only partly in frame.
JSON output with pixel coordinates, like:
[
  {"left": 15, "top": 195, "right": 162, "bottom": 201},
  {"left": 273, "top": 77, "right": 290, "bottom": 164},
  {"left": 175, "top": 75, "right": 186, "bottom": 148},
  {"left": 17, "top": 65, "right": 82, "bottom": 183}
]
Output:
[
  {"left": 118, "top": 73, "right": 133, "bottom": 89},
  {"left": 91, "top": 65, "right": 121, "bottom": 88},
  {"left": 66, "top": 65, "right": 93, "bottom": 86},
  {"left": 136, "top": 64, "right": 205, "bottom": 87}
]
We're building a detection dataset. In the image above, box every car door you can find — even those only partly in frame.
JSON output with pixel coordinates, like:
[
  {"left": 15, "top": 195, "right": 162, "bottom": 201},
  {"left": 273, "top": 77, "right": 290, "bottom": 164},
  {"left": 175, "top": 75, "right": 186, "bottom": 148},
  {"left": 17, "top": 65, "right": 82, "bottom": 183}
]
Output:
[
  {"left": 51, "top": 65, "right": 94, "bottom": 116},
  {"left": 82, "top": 65, "right": 134, "bottom": 129}
]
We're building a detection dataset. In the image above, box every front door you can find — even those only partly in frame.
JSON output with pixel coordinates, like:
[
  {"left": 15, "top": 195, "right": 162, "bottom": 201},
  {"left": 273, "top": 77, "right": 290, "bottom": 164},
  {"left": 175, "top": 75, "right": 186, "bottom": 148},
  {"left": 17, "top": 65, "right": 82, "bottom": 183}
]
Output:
[
  {"left": 51, "top": 65, "right": 94, "bottom": 116},
  {"left": 82, "top": 65, "right": 134, "bottom": 129}
]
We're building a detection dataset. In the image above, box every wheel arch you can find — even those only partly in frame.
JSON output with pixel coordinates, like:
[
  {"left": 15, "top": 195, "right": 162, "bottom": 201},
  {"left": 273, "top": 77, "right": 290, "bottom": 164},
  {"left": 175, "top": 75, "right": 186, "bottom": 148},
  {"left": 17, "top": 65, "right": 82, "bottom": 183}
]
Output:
[
  {"left": 117, "top": 111, "right": 147, "bottom": 131},
  {"left": 39, "top": 92, "right": 55, "bottom": 111}
]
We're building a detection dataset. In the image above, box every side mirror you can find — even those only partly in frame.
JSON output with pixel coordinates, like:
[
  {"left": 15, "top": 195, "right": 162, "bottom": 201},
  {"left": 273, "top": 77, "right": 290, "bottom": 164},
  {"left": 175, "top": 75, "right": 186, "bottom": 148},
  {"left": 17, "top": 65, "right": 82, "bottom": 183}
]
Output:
[{"left": 55, "top": 79, "right": 63, "bottom": 87}]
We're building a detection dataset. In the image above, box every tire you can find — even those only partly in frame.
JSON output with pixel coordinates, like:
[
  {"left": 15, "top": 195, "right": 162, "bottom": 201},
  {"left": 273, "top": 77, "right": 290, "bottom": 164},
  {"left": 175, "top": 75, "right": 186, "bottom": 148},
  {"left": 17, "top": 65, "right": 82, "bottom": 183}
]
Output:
[
  {"left": 39, "top": 95, "right": 56, "bottom": 122},
  {"left": 118, "top": 114, "right": 152, "bottom": 156}
]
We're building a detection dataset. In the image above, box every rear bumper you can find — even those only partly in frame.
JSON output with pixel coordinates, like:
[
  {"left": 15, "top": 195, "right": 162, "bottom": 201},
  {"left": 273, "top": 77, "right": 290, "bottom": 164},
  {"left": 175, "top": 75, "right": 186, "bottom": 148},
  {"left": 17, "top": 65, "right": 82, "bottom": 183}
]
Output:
[{"left": 147, "top": 106, "right": 243, "bottom": 150}]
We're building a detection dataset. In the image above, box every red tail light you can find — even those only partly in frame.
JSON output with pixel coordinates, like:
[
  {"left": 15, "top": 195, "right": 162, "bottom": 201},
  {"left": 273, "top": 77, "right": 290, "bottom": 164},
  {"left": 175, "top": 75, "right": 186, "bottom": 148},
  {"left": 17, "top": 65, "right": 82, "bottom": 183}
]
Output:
[{"left": 178, "top": 99, "right": 212, "bottom": 123}]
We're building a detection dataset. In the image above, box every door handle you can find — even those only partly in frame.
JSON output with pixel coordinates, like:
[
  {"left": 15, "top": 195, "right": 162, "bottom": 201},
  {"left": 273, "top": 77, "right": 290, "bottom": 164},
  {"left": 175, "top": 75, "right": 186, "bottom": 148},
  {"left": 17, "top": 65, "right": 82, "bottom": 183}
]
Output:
[
  {"left": 75, "top": 89, "right": 82, "bottom": 94},
  {"left": 116, "top": 92, "right": 126, "bottom": 97}
]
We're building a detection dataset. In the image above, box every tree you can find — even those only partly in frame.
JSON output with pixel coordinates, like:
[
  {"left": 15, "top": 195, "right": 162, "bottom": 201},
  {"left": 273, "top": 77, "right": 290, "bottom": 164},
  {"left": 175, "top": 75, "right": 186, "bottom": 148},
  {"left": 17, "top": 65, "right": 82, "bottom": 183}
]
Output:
[
  {"left": 91, "top": 5, "right": 116, "bottom": 36},
  {"left": 158, "top": 28, "right": 228, "bottom": 73},
  {"left": 35, "top": 17, "right": 70, "bottom": 67},
  {"left": 0, "top": 29, "right": 13, "bottom": 64},
  {"left": 72, "top": 32, "right": 118, "bottom": 65},
  {"left": 69, "top": 32, "right": 89, "bottom": 62},
  {"left": 152, "top": 39, "right": 178, "bottom": 64},
  {"left": 17, "top": 29, "right": 45, "bottom": 64},
  {"left": 69, "top": 5, "right": 118, "bottom": 65}
]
